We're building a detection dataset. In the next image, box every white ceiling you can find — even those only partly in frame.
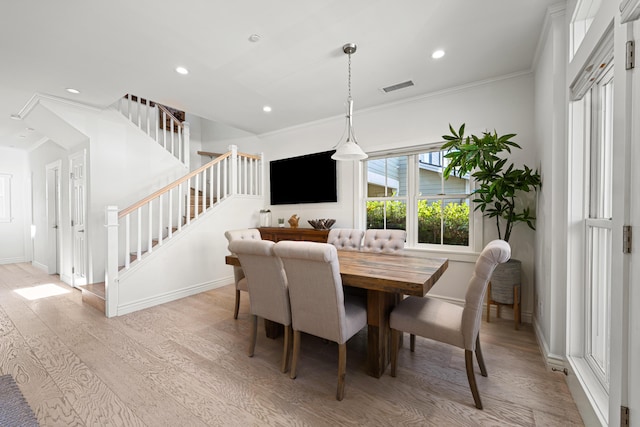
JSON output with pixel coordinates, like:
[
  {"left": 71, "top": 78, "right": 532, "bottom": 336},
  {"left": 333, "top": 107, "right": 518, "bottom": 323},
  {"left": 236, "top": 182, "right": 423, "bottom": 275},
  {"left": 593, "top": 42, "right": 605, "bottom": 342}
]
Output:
[{"left": 0, "top": 0, "right": 558, "bottom": 149}]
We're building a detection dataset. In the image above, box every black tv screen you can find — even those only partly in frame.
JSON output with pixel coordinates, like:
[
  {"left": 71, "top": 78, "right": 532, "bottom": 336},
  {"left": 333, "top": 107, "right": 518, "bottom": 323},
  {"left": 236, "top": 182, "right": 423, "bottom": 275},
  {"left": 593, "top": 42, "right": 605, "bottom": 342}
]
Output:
[{"left": 270, "top": 150, "right": 337, "bottom": 205}]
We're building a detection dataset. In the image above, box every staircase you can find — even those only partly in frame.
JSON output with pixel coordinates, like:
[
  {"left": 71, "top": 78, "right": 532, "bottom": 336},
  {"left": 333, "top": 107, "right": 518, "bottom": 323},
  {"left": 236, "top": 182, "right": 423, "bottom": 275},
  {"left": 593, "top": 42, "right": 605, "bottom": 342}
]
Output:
[
  {"left": 81, "top": 185, "right": 222, "bottom": 313},
  {"left": 101, "top": 144, "right": 263, "bottom": 317}
]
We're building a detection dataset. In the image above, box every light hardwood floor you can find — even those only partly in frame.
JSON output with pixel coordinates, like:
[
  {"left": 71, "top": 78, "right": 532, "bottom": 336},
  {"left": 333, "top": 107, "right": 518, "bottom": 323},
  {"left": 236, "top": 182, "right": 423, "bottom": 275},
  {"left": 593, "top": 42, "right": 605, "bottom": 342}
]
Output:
[{"left": 0, "top": 263, "right": 584, "bottom": 426}]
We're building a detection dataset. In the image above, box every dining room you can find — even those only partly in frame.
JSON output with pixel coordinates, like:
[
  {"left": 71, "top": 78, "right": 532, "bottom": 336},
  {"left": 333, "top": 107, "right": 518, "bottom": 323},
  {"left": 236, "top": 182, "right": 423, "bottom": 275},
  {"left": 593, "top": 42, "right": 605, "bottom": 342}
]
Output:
[{"left": 0, "top": 260, "right": 583, "bottom": 426}]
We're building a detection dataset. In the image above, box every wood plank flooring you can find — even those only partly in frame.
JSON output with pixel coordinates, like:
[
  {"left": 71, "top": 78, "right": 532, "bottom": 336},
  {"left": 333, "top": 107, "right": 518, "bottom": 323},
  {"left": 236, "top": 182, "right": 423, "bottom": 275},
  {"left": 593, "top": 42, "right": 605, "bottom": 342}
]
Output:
[{"left": 0, "top": 263, "right": 584, "bottom": 426}]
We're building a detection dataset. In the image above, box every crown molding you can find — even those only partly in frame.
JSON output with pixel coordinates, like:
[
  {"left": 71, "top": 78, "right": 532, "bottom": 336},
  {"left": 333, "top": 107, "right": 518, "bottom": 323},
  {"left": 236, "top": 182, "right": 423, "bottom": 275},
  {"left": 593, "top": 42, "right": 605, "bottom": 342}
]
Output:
[{"left": 620, "top": 0, "right": 640, "bottom": 23}]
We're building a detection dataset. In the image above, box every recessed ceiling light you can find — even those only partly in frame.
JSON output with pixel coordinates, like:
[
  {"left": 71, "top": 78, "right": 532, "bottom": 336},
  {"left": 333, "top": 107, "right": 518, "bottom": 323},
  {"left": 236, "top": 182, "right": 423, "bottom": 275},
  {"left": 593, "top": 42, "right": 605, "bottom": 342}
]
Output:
[
  {"left": 66, "top": 88, "right": 80, "bottom": 94},
  {"left": 176, "top": 66, "right": 189, "bottom": 75},
  {"left": 262, "top": 105, "right": 272, "bottom": 113},
  {"left": 249, "top": 34, "right": 261, "bottom": 43},
  {"left": 431, "top": 50, "right": 445, "bottom": 59},
  {"left": 10, "top": 114, "right": 21, "bottom": 120}
]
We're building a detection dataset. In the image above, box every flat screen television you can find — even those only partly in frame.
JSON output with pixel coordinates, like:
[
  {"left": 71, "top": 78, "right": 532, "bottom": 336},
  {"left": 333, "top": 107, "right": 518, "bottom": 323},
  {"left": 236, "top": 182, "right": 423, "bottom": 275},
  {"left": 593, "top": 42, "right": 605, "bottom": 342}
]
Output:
[{"left": 270, "top": 150, "right": 337, "bottom": 205}]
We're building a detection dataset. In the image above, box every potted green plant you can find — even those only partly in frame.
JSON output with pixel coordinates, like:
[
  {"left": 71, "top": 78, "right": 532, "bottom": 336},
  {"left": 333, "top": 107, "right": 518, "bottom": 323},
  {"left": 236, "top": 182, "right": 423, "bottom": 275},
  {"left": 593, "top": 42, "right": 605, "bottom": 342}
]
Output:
[{"left": 441, "top": 124, "right": 541, "bottom": 307}]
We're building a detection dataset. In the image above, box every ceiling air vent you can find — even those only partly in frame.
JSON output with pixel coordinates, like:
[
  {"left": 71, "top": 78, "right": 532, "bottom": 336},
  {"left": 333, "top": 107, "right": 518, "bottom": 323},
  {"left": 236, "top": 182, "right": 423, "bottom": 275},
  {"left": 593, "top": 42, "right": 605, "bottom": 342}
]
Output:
[{"left": 381, "top": 80, "right": 414, "bottom": 93}]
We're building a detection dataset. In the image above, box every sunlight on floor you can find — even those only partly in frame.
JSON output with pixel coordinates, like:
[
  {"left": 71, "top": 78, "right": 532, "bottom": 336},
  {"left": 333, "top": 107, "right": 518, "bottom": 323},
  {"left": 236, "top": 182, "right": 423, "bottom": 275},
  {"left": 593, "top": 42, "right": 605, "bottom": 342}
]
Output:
[{"left": 14, "top": 283, "right": 71, "bottom": 300}]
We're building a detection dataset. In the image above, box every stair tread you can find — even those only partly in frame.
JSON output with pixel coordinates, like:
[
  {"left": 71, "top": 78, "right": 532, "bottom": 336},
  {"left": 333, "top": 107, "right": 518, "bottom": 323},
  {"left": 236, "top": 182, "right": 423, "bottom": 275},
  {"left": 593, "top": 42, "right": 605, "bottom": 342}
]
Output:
[{"left": 79, "top": 282, "right": 105, "bottom": 299}]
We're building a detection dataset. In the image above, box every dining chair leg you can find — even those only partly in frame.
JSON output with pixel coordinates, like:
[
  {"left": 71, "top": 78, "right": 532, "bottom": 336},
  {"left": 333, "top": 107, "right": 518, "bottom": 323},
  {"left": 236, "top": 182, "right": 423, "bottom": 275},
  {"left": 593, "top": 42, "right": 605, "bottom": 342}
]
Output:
[
  {"left": 281, "top": 325, "right": 292, "bottom": 373},
  {"left": 390, "top": 329, "right": 400, "bottom": 377},
  {"left": 290, "top": 330, "right": 301, "bottom": 379},
  {"left": 410, "top": 334, "right": 416, "bottom": 352},
  {"left": 486, "top": 282, "right": 492, "bottom": 323},
  {"left": 337, "top": 343, "right": 347, "bottom": 401},
  {"left": 248, "top": 314, "right": 258, "bottom": 357},
  {"left": 475, "top": 335, "right": 487, "bottom": 377},
  {"left": 234, "top": 289, "right": 241, "bottom": 319},
  {"left": 465, "top": 349, "right": 483, "bottom": 409}
]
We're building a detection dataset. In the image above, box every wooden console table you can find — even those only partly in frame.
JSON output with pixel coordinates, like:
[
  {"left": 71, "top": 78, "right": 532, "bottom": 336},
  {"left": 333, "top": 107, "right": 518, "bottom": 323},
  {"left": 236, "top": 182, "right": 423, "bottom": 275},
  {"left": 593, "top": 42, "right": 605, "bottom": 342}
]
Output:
[{"left": 258, "top": 227, "right": 330, "bottom": 243}]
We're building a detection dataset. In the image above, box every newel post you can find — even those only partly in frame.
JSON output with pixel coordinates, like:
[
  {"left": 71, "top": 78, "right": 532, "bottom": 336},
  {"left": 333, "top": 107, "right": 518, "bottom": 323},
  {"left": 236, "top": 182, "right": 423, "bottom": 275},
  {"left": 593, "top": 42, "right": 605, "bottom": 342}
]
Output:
[
  {"left": 229, "top": 144, "right": 238, "bottom": 195},
  {"left": 183, "top": 122, "right": 190, "bottom": 169},
  {"left": 105, "top": 206, "right": 119, "bottom": 318}
]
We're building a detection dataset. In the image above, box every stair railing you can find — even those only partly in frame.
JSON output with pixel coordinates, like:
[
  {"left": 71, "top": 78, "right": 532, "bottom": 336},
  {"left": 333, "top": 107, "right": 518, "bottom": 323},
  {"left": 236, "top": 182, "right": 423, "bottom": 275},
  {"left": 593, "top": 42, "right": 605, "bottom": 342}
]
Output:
[
  {"left": 105, "top": 145, "right": 262, "bottom": 317},
  {"left": 116, "top": 95, "right": 190, "bottom": 167}
]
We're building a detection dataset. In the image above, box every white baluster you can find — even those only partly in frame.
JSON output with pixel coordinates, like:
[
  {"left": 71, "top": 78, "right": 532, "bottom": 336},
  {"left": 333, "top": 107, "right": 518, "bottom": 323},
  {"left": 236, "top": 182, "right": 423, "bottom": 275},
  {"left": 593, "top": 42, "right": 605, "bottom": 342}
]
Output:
[
  {"left": 183, "top": 122, "right": 190, "bottom": 168},
  {"left": 163, "top": 110, "right": 167, "bottom": 150},
  {"left": 125, "top": 214, "right": 130, "bottom": 269},
  {"left": 177, "top": 183, "right": 183, "bottom": 231},
  {"left": 158, "top": 194, "right": 163, "bottom": 246},
  {"left": 216, "top": 162, "right": 221, "bottom": 202},
  {"left": 136, "top": 207, "right": 142, "bottom": 261},
  {"left": 168, "top": 188, "right": 173, "bottom": 238},
  {"left": 170, "top": 119, "right": 175, "bottom": 156},
  {"left": 146, "top": 100, "right": 150, "bottom": 136},
  {"left": 194, "top": 174, "right": 199, "bottom": 220},
  {"left": 147, "top": 201, "right": 153, "bottom": 253}
]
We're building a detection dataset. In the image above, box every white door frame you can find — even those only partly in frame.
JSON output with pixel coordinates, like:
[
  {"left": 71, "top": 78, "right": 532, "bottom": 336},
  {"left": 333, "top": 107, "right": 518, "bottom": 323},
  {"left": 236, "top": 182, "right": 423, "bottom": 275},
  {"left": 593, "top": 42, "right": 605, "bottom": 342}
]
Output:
[
  {"left": 622, "top": 11, "right": 640, "bottom": 424},
  {"left": 45, "top": 160, "right": 62, "bottom": 275}
]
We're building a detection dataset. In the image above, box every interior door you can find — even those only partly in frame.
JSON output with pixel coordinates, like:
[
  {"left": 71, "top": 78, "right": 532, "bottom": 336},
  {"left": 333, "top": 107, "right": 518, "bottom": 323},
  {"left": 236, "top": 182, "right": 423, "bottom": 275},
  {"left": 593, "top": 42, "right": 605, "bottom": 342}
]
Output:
[
  {"left": 69, "top": 150, "right": 87, "bottom": 287},
  {"left": 46, "top": 161, "right": 62, "bottom": 275}
]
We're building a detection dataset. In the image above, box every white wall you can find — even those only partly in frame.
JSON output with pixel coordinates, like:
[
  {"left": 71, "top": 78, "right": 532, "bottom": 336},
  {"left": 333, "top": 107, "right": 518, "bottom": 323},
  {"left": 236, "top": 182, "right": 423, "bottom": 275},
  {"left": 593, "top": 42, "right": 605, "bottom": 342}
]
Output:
[
  {"left": 533, "top": 5, "right": 568, "bottom": 365},
  {"left": 115, "top": 196, "right": 263, "bottom": 315},
  {"left": 26, "top": 98, "right": 189, "bottom": 284},
  {"left": 0, "top": 147, "right": 29, "bottom": 264},
  {"left": 206, "top": 73, "right": 540, "bottom": 312}
]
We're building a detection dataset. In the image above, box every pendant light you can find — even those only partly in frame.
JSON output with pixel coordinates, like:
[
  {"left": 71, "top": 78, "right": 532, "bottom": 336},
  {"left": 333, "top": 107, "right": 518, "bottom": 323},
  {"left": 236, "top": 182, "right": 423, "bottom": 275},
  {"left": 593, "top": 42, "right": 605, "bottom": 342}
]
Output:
[{"left": 332, "top": 43, "right": 368, "bottom": 161}]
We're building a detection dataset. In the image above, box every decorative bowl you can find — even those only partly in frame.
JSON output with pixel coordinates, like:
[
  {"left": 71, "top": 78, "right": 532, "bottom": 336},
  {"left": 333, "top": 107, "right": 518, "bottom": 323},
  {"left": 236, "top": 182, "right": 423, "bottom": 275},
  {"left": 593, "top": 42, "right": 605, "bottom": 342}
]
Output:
[{"left": 307, "top": 219, "right": 336, "bottom": 230}]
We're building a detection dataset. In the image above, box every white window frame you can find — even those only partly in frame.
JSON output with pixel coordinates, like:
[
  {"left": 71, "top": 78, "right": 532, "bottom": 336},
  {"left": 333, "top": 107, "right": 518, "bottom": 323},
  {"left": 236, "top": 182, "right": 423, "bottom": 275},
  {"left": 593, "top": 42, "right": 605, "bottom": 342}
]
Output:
[
  {"left": 363, "top": 143, "right": 483, "bottom": 255},
  {"left": 0, "top": 174, "right": 11, "bottom": 223}
]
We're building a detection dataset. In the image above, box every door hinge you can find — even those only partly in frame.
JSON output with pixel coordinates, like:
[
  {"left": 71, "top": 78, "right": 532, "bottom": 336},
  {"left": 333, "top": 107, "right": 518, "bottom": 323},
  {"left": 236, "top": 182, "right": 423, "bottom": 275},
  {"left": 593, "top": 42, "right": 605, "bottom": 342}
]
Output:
[
  {"left": 70, "top": 172, "right": 75, "bottom": 180},
  {"left": 72, "top": 267, "right": 75, "bottom": 274},
  {"left": 621, "top": 405, "right": 629, "bottom": 426},
  {"left": 626, "top": 40, "right": 635, "bottom": 70},
  {"left": 623, "top": 225, "right": 632, "bottom": 254}
]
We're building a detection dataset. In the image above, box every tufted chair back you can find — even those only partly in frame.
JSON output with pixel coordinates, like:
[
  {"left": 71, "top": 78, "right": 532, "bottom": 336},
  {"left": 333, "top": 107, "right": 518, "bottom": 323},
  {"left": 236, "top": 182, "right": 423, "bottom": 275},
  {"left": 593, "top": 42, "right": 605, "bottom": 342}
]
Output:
[
  {"left": 362, "top": 229, "right": 407, "bottom": 254},
  {"left": 326, "top": 228, "right": 365, "bottom": 251},
  {"left": 224, "top": 228, "right": 262, "bottom": 319}
]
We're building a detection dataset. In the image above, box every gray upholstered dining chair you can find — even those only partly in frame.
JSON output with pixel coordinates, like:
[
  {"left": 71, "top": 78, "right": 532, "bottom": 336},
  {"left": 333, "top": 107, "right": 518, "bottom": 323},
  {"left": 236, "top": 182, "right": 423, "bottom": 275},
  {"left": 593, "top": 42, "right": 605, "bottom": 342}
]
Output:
[
  {"left": 224, "top": 228, "right": 262, "bottom": 319},
  {"left": 361, "top": 229, "right": 407, "bottom": 253},
  {"left": 389, "top": 239, "right": 510, "bottom": 409},
  {"left": 228, "top": 239, "right": 292, "bottom": 373},
  {"left": 273, "top": 240, "right": 367, "bottom": 401},
  {"left": 326, "top": 228, "right": 365, "bottom": 251}
]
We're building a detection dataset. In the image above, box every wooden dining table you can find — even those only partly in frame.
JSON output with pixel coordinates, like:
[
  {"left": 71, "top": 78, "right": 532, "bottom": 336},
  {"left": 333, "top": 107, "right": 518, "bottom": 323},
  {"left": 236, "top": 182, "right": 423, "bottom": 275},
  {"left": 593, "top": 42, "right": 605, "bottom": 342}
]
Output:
[{"left": 225, "top": 249, "right": 448, "bottom": 378}]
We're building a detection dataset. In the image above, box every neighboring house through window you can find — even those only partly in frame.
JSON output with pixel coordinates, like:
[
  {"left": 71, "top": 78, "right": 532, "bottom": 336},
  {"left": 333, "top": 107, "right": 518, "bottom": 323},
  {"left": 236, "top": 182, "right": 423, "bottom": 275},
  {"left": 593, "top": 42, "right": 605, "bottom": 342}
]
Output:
[{"left": 364, "top": 145, "right": 477, "bottom": 251}]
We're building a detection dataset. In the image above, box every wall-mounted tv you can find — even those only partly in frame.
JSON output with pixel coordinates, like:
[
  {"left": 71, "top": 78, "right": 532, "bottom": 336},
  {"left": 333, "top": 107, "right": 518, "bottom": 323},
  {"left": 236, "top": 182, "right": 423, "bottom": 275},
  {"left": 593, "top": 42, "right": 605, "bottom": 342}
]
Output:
[{"left": 270, "top": 150, "right": 337, "bottom": 205}]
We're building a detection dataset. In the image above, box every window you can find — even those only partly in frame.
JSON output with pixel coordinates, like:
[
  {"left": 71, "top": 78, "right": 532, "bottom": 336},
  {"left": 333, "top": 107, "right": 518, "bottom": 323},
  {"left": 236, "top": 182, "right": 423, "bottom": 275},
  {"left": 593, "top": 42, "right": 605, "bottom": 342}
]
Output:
[
  {"left": 366, "top": 156, "right": 407, "bottom": 231},
  {"left": 0, "top": 174, "right": 11, "bottom": 223},
  {"left": 365, "top": 146, "right": 475, "bottom": 250}
]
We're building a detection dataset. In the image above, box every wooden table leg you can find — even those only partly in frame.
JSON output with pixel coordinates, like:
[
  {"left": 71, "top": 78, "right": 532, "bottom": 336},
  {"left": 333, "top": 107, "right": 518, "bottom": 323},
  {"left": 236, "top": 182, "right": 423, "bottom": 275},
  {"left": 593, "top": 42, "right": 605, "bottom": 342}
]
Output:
[
  {"left": 366, "top": 290, "right": 397, "bottom": 378},
  {"left": 264, "top": 319, "right": 283, "bottom": 339}
]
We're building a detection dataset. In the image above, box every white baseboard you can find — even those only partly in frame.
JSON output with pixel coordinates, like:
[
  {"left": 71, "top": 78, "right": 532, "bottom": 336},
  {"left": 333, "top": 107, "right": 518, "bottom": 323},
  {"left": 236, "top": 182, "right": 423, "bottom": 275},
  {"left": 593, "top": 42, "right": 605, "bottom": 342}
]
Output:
[
  {"left": 59, "top": 274, "right": 73, "bottom": 286},
  {"left": 0, "top": 257, "right": 26, "bottom": 265},
  {"left": 532, "top": 319, "right": 566, "bottom": 371},
  {"left": 31, "top": 260, "right": 48, "bottom": 272},
  {"left": 116, "top": 277, "right": 231, "bottom": 316}
]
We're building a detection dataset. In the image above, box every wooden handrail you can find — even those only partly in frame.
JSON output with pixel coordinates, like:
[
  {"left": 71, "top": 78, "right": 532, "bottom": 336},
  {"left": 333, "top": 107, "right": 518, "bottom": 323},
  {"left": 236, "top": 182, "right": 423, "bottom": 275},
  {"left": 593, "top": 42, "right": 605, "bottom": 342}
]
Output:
[
  {"left": 119, "top": 152, "right": 232, "bottom": 218},
  {"left": 157, "top": 104, "right": 184, "bottom": 129},
  {"left": 123, "top": 94, "right": 184, "bottom": 129}
]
